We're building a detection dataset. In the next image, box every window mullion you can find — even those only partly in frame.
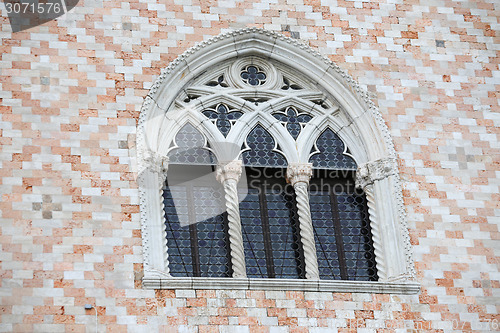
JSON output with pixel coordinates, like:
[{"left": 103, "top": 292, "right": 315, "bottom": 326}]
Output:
[
  {"left": 216, "top": 160, "right": 247, "bottom": 278},
  {"left": 258, "top": 186, "right": 275, "bottom": 278},
  {"left": 186, "top": 184, "right": 201, "bottom": 277},
  {"left": 329, "top": 189, "right": 348, "bottom": 280}
]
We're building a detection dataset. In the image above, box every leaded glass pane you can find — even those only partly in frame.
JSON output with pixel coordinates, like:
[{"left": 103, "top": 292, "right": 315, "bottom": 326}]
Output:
[
  {"left": 242, "top": 125, "right": 287, "bottom": 167},
  {"left": 310, "top": 190, "right": 342, "bottom": 280},
  {"left": 309, "top": 128, "right": 357, "bottom": 170},
  {"left": 309, "top": 173, "right": 377, "bottom": 281},
  {"left": 239, "top": 187, "right": 268, "bottom": 278},
  {"left": 164, "top": 185, "right": 193, "bottom": 277},
  {"left": 169, "top": 124, "right": 217, "bottom": 165},
  {"left": 266, "top": 188, "right": 302, "bottom": 279},
  {"left": 337, "top": 193, "right": 377, "bottom": 280},
  {"left": 239, "top": 168, "right": 303, "bottom": 279},
  {"left": 163, "top": 182, "right": 230, "bottom": 278},
  {"left": 193, "top": 187, "right": 230, "bottom": 277}
]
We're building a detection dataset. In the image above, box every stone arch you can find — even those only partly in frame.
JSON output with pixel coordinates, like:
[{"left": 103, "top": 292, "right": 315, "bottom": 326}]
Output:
[{"left": 137, "top": 28, "right": 416, "bottom": 286}]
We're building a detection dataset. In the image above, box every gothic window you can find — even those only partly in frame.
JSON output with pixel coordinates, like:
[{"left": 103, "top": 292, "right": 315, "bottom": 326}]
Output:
[{"left": 138, "top": 29, "right": 418, "bottom": 293}]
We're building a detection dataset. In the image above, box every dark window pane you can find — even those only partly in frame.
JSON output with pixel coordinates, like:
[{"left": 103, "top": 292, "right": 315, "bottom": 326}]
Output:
[
  {"left": 310, "top": 172, "right": 377, "bottom": 281},
  {"left": 163, "top": 181, "right": 230, "bottom": 277},
  {"left": 242, "top": 126, "right": 288, "bottom": 167},
  {"left": 310, "top": 190, "right": 342, "bottom": 280},
  {"left": 309, "top": 128, "right": 357, "bottom": 170},
  {"left": 239, "top": 188, "right": 268, "bottom": 278},
  {"left": 239, "top": 167, "right": 303, "bottom": 279}
]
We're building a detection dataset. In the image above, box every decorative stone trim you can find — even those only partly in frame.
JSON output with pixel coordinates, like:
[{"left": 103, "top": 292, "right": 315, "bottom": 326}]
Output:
[
  {"left": 143, "top": 277, "right": 420, "bottom": 295},
  {"left": 286, "top": 162, "right": 313, "bottom": 186},
  {"left": 355, "top": 157, "right": 398, "bottom": 189},
  {"left": 216, "top": 160, "right": 243, "bottom": 183}
]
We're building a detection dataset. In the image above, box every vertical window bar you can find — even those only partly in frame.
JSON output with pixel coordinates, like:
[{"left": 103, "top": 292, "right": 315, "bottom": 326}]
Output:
[
  {"left": 222, "top": 211, "right": 233, "bottom": 277},
  {"left": 329, "top": 189, "right": 348, "bottom": 280},
  {"left": 258, "top": 188, "right": 275, "bottom": 278},
  {"left": 186, "top": 184, "right": 201, "bottom": 277}
]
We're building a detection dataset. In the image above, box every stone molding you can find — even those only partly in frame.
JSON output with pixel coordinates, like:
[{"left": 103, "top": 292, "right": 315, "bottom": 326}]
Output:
[
  {"left": 216, "top": 160, "right": 243, "bottom": 183},
  {"left": 355, "top": 157, "right": 398, "bottom": 189},
  {"left": 143, "top": 276, "right": 420, "bottom": 295},
  {"left": 286, "top": 163, "right": 313, "bottom": 186}
]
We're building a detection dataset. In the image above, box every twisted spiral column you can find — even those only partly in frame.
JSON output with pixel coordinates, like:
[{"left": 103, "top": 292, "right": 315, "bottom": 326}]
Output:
[
  {"left": 216, "top": 160, "right": 246, "bottom": 278},
  {"left": 142, "top": 151, "right": 170, "bottom": 275},
  {"left": 364, "top": 184, "right": 386, "bottom": 280},
  {"left": 287, "top": 163, "right": 319, "bottom": 280}
]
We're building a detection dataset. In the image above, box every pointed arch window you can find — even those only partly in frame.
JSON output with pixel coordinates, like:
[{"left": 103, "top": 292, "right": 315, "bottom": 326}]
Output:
[{"left": 138, "top": 29, "right": 419, "bottom": 294}]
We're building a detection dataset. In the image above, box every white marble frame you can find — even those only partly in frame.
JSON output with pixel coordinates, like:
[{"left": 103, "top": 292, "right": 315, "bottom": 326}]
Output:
[{"left": 137, "top": 28, "right": 418, "bottom": 293}]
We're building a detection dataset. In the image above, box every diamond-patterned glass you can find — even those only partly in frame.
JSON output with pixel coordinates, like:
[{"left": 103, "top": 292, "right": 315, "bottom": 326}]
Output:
[
  {"left": 309, "top": 128, "right": 357, "bottom": 170},
  {"left": 163, "top": 183, "right": 230, "bottom": 277},
  {"left": 310, "top": 190, "right": 342, "bottom": 279},
  {"left": 168, "top": 123, "right": 217, "bottom": 165},
  {"left": 272, "top": 107, "right": 312, "bottom": 140},
  {"left": 309, "top": 177, "right": 377, "bottom": 281},
  {"left": 337, "top": 193, "right": 377, "bottom": 281},
  {"left": 202, "top": 104, "right": 243, "bottom": 137},
  {"left": 239, "top": 168, "right": 303, "bottom": 279},
  {"left": 242, "top": 125, "right": 287, "bottom": 167}
]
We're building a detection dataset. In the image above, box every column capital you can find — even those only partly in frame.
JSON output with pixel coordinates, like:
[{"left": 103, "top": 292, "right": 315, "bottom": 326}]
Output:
[
  {"left": 216, "top": 160, "right": 243, "bottom": 183},
  {"left": 287, "top": 163, "right": 313, "bottom": 186},
  {"left": 144, "top": 150, "right": 169, "bottom": 174},
  {"left": 355, "top": 157, "right": 398, "bottom": 189}
]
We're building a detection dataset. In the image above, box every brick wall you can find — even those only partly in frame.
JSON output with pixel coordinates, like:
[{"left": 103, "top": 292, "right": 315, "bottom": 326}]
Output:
[{"left": 0, "top": 0, "right": 498, "bottom": 331}]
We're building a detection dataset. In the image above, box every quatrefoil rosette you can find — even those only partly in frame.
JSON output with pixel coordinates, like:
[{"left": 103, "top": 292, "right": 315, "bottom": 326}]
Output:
[{"left": 226, "top": 57, "right": 279, "bottom": 89}]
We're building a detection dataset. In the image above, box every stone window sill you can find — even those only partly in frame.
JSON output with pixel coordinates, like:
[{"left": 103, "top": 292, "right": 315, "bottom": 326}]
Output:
[{"left": 143, "top": 277, "right": 420, "bottom": 295}]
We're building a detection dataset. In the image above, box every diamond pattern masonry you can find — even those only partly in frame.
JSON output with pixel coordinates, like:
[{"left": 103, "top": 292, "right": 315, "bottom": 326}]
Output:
[{"left": 0, "top": 0, "right": 498, "bottom": 331}]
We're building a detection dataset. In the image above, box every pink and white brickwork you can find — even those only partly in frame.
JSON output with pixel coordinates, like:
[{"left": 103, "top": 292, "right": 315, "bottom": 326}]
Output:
[{"left": 0, "top": 0, "right": 498, "bottom": 332}]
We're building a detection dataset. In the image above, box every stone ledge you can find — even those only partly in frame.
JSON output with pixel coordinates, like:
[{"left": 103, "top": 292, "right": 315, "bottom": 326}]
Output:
[{"left": 143, "top": 277, "right": 420, "bottom": 295}]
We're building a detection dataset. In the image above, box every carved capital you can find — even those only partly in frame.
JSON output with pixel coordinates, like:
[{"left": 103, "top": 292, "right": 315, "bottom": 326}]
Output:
[
  {"left": 355, "top": 157, "right": 398, "bottom": 189},
  {"left": 216, "top": 160, "right": 243, "bottom": 183},
  {"left": 144, "top": 150, "right": 169, "bottom": 175},
  {"left": 287, "top": 163, "right": 313, "bottom": 186}
]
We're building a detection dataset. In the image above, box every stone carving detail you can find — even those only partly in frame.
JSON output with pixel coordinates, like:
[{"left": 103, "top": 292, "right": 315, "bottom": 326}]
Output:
[
  {"left": 355, "top": 157, "right": 398, "bottom": 189},
  {"left": 216, "top": 160, "right": 247, "bottom": 278},
  {"left": 144, "top": 150, "right": 169, "bottom": 175},
  {"left": 363, "top": 185, "right": 385, "bottom": 280},
  {"left": 286, "top": 163, "right": 313, "bottom": 186},
  {"left": 286, "top": 163, "right": 319, "bottom": 280}
]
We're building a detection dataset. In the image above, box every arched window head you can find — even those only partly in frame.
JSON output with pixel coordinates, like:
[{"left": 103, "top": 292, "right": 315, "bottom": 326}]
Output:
[
  {"left": 241, "top": 125, "right": 288, "bottom": 168},
  {"left": 137, "top": 28, "right": 419, "bottom": 294},
  {"left": 309, "top": 128, "right": 357, "bottom": 170},
  {"left": 168, "top": 124, "right": 217, "bottom": 165}
]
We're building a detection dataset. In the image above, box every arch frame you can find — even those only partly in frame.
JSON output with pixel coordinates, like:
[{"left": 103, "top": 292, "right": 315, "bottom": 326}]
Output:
[{"left": 137, "top": 28, "right": 418, "bottom": 292}]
